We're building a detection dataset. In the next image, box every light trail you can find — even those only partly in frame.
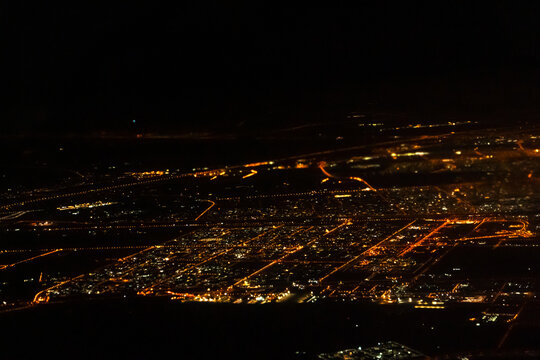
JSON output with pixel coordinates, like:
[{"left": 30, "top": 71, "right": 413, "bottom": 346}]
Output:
[
  {"left": 491, "top": 282, "right": 508, "bottom": 304},
  {"left": 77, "top": 244, "right": 163, "bottom": 294},
  {"left": 319, "top": 220, "right": 417, "bottom": 283},
  {"left": 229, "top": 227, "right": 314, "bottom": 288},
  {"left": 497, "top": 300, "right": 528, "bottom": 350},
  {"left": 348, "top": 176, "right": 377, "bottom": 192},
  {"left": 414, "top": 305, "right": 445, "bottom": 309},
  {"left": 409, "top": 218, "right": 496, "bottom": 285},
  {"left": 32, "top": 224, "right": 201, "bottom": 303},
  {"left": 318, "top": 162, "right": 405, "bottom": 214},
  {"left": 33, "top": 272, "right": 86, "bottom": 303},
  {"left": 242, "top": 169, "right": 257, "bottom": 179},
  {"left": 0, "top": 170, "right": 219, "bottom": 211},
  {"left": 216, "top": 188, "right": 366, "bottom": 201},
  {"left": 0, "top": 249, "right": 62, "bottom": 270},
  {"left": 232, "top": 221, "right": 349, "bottom": 289},
  {"left": 398, "top": 220, "right": 449, "bottom": 257},
  {"left": 138, "top": 226, "right": 284, "bottom": 295},
  {"left": 318, "top": 162, "right": 334, "bottom": 178},
  {"left": 410, "top": 243, "right": 458, "bottom": 283},
  {"left": 0, "top": 210, "right": 30, "bottom": 221},
  {"left": 194, "top": 200, "right": 216, "bottom": 221},
  {"left": 0, "top": 245, "right": 161, "bottom": 253},
  {"left": 472, "top": 217, "right": 488, "bottom": 232},
  {"left": 0, "top": 304, "right": 35, "bottom": 314}
]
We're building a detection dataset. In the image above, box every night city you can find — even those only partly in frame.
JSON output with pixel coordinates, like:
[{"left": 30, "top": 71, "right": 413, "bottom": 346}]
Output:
[{"left": 3, "top": 2, "right": 540, "bottom": 359}]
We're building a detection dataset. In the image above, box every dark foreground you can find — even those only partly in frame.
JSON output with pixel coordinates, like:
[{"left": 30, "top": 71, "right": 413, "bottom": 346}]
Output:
[{"left": 3, "top": 298, "right": 537, "bottom": 359}]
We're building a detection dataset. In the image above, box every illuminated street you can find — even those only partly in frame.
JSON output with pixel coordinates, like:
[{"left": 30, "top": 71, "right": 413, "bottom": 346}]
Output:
[{"left": 4, "top": 2, "right": 540, "bottom": 359}]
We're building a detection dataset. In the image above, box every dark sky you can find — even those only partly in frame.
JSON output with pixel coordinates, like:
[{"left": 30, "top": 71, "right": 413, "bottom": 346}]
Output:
[{"left": 4, "top": 2, "right": 540, "bottom": 133}]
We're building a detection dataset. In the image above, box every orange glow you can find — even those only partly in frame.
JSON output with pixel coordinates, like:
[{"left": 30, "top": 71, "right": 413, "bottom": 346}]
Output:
[
  {"left": 242, "top": 169, "right": 258, "bottom": 179},
  {"left": 194, "top": 200, "right": 216, "bottom": 221}
]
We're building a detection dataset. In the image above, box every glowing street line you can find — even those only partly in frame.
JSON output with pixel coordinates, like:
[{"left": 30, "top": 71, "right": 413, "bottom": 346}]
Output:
[
  {"left": 0, "top": 249, "right": 62, "bottom": 270},
  {"left": 231, "top": 221, "right": 350, "bottom": 289},
  {"left": 399, "top": 220, "right": 449, "bottom": 257},
  {"left": 194, "top": 200, "right": 216, "bottom": 221},
  {"left": 319, "top": 220, "right": 417, "bottom": 283},
  {"left": 139, "top": 226, "right": 284, "bottom": 295},
  {"left": 242, "top": 170, "right": 258, "bottom": 179}
]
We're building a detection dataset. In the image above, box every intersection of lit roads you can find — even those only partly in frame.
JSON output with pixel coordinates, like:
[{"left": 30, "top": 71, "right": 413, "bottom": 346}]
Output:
[{"left": 1, "top": 120, "right": 540, "bottom": 349}]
